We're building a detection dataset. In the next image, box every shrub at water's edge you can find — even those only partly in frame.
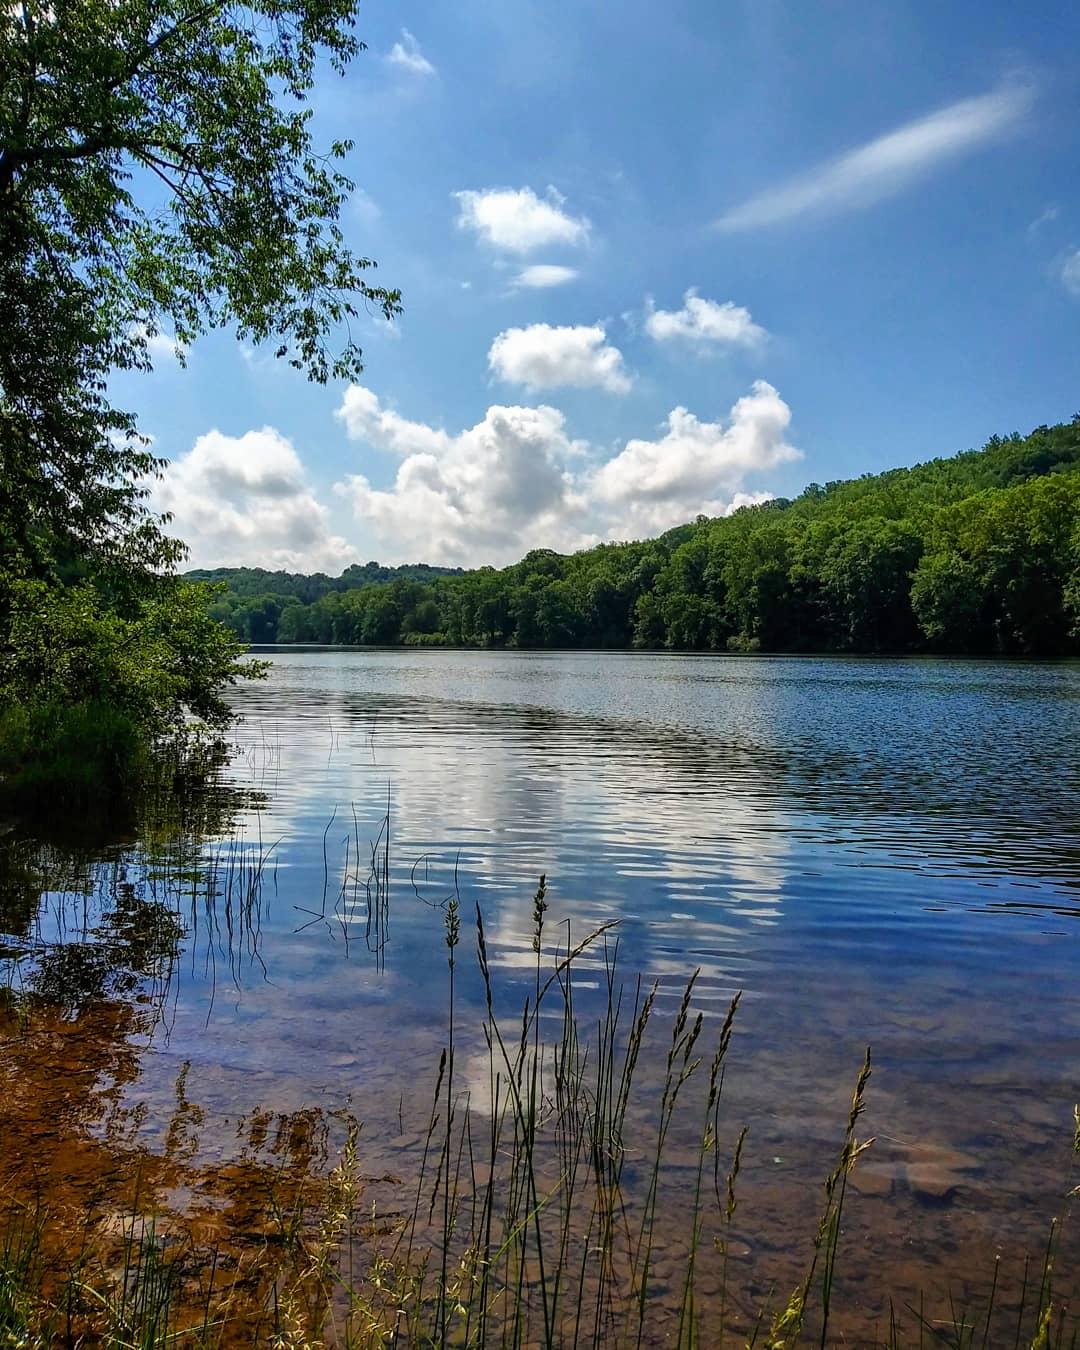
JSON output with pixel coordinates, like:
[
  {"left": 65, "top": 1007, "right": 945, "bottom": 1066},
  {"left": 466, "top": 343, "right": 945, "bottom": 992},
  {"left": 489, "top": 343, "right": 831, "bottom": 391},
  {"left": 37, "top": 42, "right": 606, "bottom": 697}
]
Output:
[
  {"left": 0, "top": 701, "right": 149, "bottom": 806},
  {"left": 0, "top": 578, "right": 262, "bottom": 806}
]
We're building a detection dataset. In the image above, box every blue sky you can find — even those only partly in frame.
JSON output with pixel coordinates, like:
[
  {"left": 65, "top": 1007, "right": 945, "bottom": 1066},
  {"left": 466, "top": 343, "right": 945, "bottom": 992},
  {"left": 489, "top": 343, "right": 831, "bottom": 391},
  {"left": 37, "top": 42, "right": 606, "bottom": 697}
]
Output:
[{"left": 127, "top": 0, "right": 1080, "bottom": 571}]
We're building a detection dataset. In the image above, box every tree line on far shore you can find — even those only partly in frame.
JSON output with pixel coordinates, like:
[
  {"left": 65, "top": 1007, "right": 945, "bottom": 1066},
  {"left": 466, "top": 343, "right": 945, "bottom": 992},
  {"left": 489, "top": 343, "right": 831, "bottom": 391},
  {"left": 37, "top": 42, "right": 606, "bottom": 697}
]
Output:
[{"left": 196, "top": 417, "right": 1080, "bottom": 658}]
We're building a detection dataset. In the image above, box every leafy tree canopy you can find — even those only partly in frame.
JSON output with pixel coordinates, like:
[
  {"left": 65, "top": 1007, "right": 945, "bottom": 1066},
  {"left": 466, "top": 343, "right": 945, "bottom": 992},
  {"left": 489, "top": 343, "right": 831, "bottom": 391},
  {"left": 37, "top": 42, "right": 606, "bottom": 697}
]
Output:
[
  {"left": 185, "top": 561, "right": 465, "bottom": 604},
  {"left": 0, "top": 0, "right": 398, "bottom": 786},
  {"left": 1, "top": 0, "right": 399, "bottom": 581}
]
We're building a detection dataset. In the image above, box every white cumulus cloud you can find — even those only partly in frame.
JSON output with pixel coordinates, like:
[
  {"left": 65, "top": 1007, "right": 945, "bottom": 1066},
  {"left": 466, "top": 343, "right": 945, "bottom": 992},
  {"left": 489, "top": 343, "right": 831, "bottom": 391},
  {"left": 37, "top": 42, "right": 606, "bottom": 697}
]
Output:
[
  {"left": 590, "top": 380, "right": 801, "bottom": 537},
  {"left": 335, "top": 388, "right": 595, "bottom": 566},
  {"left": 1060, "top": 249, "right": 1080, "bottom": 297},
  {"left": 488, "top": 323, "right": 631, "bottom": 393},
  {"left": 154, "top": 428, "right": 357, "bottom": 572},
  {"left": 454, "top": 186, "right": 590, "bottom": 254},
  {"left": 130, "top": 323, "right": 186, "bottom": 363},
  {"left": 335, "top": 382, "right": 800, "bottom": 564},
  {"left": 387, "top": 29, "right": 435, "bottom": 76},
  {"left": 716, "top": 81, "right": 1034, "bottom": 231},
  {"left": 337, "top": 385, "right": 452, "bottom": 457},
  {"left": 646, "top": 290, "right": 766, "bottom": 348},
  {"left": 513, "top": 264, "right": 580, "bottom": 289}
]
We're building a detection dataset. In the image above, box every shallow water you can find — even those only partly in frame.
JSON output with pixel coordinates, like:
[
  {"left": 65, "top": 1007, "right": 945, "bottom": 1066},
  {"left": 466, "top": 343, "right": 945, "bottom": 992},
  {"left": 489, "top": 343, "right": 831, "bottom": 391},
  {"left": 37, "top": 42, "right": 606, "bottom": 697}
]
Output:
[{"left": 3, "top": 648, "right": 1079, "bottom": 1341}]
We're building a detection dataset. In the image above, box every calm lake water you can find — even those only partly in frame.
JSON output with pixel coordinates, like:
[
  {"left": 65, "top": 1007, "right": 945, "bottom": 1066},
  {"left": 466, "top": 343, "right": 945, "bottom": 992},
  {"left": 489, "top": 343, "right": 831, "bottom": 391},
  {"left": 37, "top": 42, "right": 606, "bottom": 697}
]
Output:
[{"left": 3, "top": 648, "right": 1080, "bottom": 1340}]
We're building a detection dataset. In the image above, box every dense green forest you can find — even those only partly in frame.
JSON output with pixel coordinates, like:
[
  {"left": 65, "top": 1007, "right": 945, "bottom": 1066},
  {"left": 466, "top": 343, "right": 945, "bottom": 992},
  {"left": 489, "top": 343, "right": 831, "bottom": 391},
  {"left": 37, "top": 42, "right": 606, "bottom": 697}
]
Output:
[
  {"left": 186, "top": 562, "right": 463, "bottom": 640},
  {"left": 196, "top": 417, "right": 1080, "bottom": 656}
]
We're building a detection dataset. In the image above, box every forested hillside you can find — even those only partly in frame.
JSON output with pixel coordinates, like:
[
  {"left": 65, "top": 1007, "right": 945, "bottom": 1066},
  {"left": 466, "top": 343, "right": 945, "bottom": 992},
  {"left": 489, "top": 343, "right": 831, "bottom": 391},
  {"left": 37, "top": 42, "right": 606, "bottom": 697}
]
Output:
[
  {"left": 200, "top": 417, "right": 1080, "bottom": 656},
  {"left": 187, "top": 562, "right": 463, "bottom": 640}
]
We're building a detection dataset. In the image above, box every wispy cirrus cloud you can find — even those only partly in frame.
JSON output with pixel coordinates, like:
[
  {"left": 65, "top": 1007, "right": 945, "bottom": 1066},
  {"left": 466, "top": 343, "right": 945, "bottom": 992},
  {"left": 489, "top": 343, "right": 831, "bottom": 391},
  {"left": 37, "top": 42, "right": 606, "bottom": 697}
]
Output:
[
  {"left": 1027, "top": 204, "right": 1059, "bottom": 237},
  {"left": 1061, "top": 249, "right": 1080, "bottom": 297},
  {"left": 512, "top": 264, "right": 580, "bottom": 289},
  {"left": 387, "top": 29, "right": 436, "bottom": 77},
  {"left": 716, "top": 81, "right": 1034, "bottom": 232}
]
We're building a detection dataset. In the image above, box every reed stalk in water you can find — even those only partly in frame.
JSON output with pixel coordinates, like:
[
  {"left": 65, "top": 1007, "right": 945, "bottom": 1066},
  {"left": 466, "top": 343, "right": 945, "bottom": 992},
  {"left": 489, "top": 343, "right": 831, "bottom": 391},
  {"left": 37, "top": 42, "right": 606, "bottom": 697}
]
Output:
[{"left": 2, "top": 872, "right": 1079, "bottom": 1347}]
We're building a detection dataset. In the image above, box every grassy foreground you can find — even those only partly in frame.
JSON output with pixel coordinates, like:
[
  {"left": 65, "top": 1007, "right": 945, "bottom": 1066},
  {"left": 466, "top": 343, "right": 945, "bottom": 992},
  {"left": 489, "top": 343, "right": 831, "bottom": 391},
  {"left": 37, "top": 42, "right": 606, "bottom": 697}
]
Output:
[{"left": 2, "top": 880, "right": 1078, "bottom": 1348}]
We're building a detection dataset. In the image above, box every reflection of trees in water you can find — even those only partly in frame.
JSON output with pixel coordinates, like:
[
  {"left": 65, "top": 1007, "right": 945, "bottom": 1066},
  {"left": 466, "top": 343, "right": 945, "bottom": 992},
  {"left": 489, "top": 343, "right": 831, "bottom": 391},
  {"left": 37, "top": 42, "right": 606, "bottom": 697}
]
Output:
[
  {"left": 0, "top": 752, "right": 362, "bottom": 1335},
  {"left": 0, "top": 977, "right": 359, "bottom": 1342},
  {"left": 27, "top": 877, "right": 185, "bottom": 1007},
  {"left": 0, "top": 836, "right": 39, "bottom": 946},
  {"left": 0, "top": 752, "right": 272, "bottom": 1024}
]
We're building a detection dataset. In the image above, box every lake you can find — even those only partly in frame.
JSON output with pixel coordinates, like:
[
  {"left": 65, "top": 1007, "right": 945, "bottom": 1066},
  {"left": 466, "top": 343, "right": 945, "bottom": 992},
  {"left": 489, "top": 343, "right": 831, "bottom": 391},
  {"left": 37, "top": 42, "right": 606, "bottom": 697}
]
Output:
[{"left": 3, "top": 648, "right": 1079, "bottom": 1342}]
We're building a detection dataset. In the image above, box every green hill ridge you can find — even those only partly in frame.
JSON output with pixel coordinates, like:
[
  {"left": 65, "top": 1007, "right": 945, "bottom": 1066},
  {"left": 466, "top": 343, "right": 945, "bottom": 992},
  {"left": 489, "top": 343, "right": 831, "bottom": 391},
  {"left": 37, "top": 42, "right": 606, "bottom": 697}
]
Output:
[{"left": 194, "top": 416, "right": 1080, "bottom": 655}]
